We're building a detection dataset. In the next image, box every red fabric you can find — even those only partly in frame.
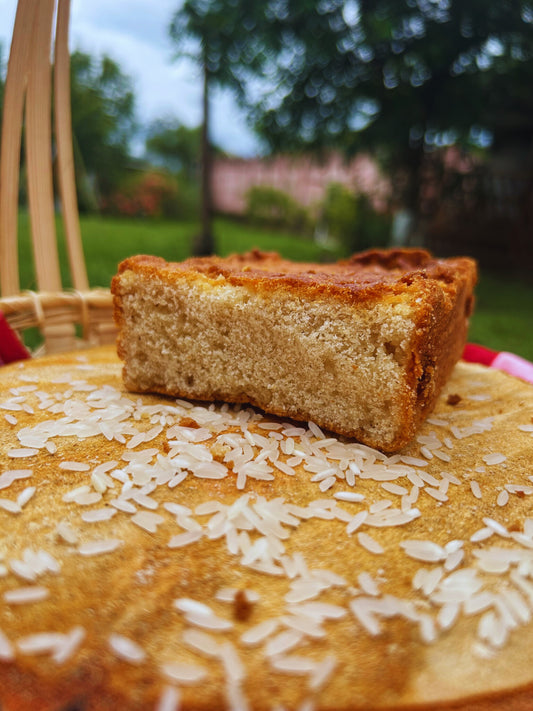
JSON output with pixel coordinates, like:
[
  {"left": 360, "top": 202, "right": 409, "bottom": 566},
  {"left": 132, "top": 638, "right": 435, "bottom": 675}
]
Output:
[
  {"left": 462, "top": 343, "right": 498, "bottom": 366},
  {"left": 0, "top": 313, "right": 30, "bottom": 365}
]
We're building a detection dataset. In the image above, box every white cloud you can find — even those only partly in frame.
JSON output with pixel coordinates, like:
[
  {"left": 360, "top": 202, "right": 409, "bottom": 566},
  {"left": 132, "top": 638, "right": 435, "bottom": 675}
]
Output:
[{"left": 0, "top": 0, "right": 261, "bottom": 156}]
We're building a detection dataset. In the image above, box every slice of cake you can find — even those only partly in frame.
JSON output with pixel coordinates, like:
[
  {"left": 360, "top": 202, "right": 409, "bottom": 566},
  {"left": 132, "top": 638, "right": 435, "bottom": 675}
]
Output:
[{"left": 111, "top": 248, "right": 476, "bottom": 451}]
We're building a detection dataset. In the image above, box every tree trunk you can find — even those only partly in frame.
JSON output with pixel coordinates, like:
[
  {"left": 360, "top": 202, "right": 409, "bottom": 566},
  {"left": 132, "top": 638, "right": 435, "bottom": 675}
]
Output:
[
  {"left": 393, "top": 143, "right": 426, "bottom": 247},
  {"left": 192, "top": 58, "right": 214, "bottom": 256}
]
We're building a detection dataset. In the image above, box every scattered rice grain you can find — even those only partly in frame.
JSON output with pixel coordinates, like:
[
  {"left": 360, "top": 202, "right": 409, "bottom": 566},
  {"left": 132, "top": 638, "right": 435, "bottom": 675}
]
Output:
[{"left": 109, "top": 633, "right": 146, "bottom": 664}]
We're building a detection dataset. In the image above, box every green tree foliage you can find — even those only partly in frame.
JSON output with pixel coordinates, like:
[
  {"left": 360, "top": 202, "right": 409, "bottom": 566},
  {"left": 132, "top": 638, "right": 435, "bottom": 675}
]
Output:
[
  {"left": 169, "top": 2, "right": 281, "bottom": 105},
  {"left": 251, "top": 1, "right": 533, "bottom": 212},
  {"left": 69, "top": 51, "right": 136, "bottom": 208},
  {"left": 169, "top": 0, "right": 533, "bottom": 237},
  {"left": 145, "top": 119, "right": 202, "bottom": 179}
]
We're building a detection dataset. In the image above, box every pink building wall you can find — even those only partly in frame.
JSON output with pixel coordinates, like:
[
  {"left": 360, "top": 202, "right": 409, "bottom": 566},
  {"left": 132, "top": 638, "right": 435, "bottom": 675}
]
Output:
[{"left": 211, "top": 152, "right": 390, "bottom": 215}]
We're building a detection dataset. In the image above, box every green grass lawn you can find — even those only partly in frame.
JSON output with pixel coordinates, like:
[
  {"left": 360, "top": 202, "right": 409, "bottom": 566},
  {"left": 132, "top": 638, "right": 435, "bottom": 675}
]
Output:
[
  {"left": 467, "top": 272, "right": 533, "bottom": 362},
  {"left": 15, "top": 211, "right": 533, "bottom": 361},
  {"left": 16, "top": 212, "right": 336, "bottom": 291}
]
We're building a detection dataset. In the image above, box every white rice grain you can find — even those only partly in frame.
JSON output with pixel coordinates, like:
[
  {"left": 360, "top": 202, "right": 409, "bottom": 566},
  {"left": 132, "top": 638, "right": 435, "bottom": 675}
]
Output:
[
  {"left": 81, "top": 508, "right": 117, "bottom": 523},
  {"left": 400, "top": 540, "right": 446, "bottom": 563},
  {"left": 156, "top": 686, "right": 181, "bottom": 711},
  {"left": 4, "top": 586, "right": 49, "bottom": 604},
  {"left": 241, "top": 619, "right": 279, "bottom": 646},
  {"left": 17, "top": 632, "right": 64, "bottom": 656},
  {"left": 349, "top": 599, "right": 381, "bottom": 636},
  {"left": 470, "top": 527, "right": 494, "bottom": 543},
  {"left": 270, "top": 655, "right": 317, "bottom": 675},
  {"left": 274, "top": 460, "right": 296, "bottom": 476},
  {"left": 182, "top": 629, "right": 221, "bottom": 657},
  {"left": 497, "top": 490, "right": 509, "bottom": 507},
  {"left": 59, "top": 461, "right": 91, "bottom": 472},
  {"left": 131, "top": 511, "right": 165, "bottom": 533},
  {"left": 424, "top": 487, "right": 448, "bottom": 503},
  {"left": 400, "top": 456, "right": 429, "bottom": 467},
  {"left": 161, "top": 661, "right": 207, "bottom": 684},
  {"left": 8, "top": 448, "right": 39, "bottom": 458},
  {"left": 478, "top": 610, "right": 507, "bottom": 648},
  {"left": 109, "top": 498, "right": 137, "bottom": 514},
  {"left": 265, "top": 630, "right": 303, "bottom": 657},
  {"left": 358, "top": 572, "right": 380, "bottom": 596},
  {"left": 17, "top": 486, "right": 36, "bottom": 508},
  {"left": 334, "top": 491, "right": 365, "bottom": 503},
  {"left": 174, "top": 598, "right": 213, "bottom": 616},
  {"left": 437, "top": 602, "right": 460, "bottom": 630},
  {"left": 381, "top": 483, "right": 408, "bottom": 496},
  {"left": 470, "top": 481, "right": 482, "bottom": 499},
  {"left": 219, "top": 640, "right": 246, "bottom": 683},
  {"left": 168, "top": 530, "right": 203, "bottom": 548},
  {"left": 0, "top": 628, "right": 14, "bottom": 660},
  {"left": 433, "top": 450, "right": 451, "bottom": 462},
  {"left": 0, "top": 469, "right": 32, "bottom": 491},
  {"left": 78, "top": 539, "right": 122, "bottom": 556},
  {"left": 483, "top": 453, "right": 507, "bottom": 466},
  {"left": 0, "top": 498, "right": 22, "bottom": 514},
  {"left": 288, "top": 602, "right": 347, "bottom": 621},
  {"left": 52, "top": 626, "right": 86, "bottom": 665},
  {"left": 419, "top": 614, "right": 438, "bottom": 644},
  {"left": 444, "top": 549, "right": 464, "bottom": 572},
  {"left": 109, "top": 633, "right": 146, "bottom": 664},
  {"left": 346, "top": 510, "right": 368, "bottom": 535},
  {"left": 483, "top": 517, "right": 509, "bottom": 538},
  {"left": 55, "top": 521, "right": 79, "bottom": 544},
  {"left": 357, "top": 532, "right": 384, "bottom": 555},
  {"left": 308, "top": 654, "right": 337, "bottom": 691},
  {"left": 318, "top": 476, "right": 336, "bottom": 492}
]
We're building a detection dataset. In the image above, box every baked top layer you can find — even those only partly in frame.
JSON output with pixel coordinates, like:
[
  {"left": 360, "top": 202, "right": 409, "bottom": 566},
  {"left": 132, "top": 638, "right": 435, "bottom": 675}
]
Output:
[
  {"left": 115, "top": 248, "right": 477, "bottom": 305},
  {"left": 1, "top": 347, "right": 533, "bottom": 710}
]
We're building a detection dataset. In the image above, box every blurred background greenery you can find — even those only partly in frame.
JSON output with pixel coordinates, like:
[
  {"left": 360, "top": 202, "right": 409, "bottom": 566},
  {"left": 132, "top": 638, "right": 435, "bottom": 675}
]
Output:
[{"left": 1, "top": 0, "right": 532, "bottom": 358}]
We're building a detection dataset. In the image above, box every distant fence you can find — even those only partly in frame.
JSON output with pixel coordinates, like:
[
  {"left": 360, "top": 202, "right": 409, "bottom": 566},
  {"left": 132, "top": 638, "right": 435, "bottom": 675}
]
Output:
[
  {"left": 211, "top": 149, "right": 532, "bottom": 271},
  {"left": 423, "top": 161, "right": 533, "bottom": 271},
  {"left": 211, "top": 152, "right": 390, "bottom": 216}
]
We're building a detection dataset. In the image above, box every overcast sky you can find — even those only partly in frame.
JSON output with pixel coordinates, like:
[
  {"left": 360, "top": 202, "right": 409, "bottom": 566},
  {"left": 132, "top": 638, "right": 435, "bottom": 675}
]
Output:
[{"left": 0, "top": 0, "right": 262, "bottom": 157}]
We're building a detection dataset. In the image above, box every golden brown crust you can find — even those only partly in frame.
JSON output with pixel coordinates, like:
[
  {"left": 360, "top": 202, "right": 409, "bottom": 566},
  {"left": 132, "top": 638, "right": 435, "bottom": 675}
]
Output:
[{"left": 113, "top": 248, "right": 476, "bottom": 306}]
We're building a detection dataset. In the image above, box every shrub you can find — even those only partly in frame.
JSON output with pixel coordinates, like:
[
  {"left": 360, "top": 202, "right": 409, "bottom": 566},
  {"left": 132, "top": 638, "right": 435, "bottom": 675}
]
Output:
[
  {"left": 320, "top": 182, "right": 392, "bottom": 254},
  {"left": 102, "top": 170, "right": 185, "bottom": 219},
  {"left": 245, "top": 185, "right": 313, "bottom": 235},
  {"left": 355, "top": 193, "right": 392, "bottom": 252},
  {"left": 320, "top": 183, "right": 358, "bottom": 244}
]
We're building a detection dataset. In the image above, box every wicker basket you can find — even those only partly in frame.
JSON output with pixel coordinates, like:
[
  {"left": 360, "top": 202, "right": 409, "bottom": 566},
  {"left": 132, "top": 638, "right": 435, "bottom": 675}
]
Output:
[{"left": 0, "top": 0, "right": 116, "bottom": 356}]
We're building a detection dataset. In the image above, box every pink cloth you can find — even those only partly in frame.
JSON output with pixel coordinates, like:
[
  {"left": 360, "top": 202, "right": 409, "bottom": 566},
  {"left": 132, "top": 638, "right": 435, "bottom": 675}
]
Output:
[{"left": 463, "top": 343, "right": 533, "bottom": 385}]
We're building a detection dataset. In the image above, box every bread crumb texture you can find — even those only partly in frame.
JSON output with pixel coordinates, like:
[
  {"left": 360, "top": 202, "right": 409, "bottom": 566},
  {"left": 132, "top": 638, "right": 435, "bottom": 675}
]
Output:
[{"left": 112, "top": 249, "right": 477, "bottom": 451}]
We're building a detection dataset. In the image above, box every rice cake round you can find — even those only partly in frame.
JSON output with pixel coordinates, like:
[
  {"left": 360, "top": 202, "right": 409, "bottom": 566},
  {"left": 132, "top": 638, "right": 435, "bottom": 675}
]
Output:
[{"left": 0, "top": 346, "right": 532, "bottom": 710}]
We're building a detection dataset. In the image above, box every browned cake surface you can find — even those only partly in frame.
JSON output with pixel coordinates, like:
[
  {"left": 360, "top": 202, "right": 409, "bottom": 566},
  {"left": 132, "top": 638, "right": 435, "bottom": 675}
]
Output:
[
  {"left": 1, "top": 346, "right": 533, "bottom": 710},
  {"left": 112, "top": 249, "right": 477, "bottom": 452},
  {"left": 114, "top": 249, "right": 474, "bottom": 302}
]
